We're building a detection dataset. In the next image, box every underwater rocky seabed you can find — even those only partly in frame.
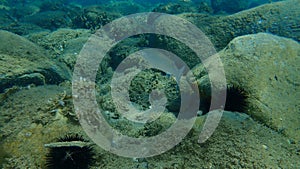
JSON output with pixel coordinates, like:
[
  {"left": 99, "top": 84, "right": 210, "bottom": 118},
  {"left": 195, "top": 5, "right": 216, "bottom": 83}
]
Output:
[{"left": 0, "top": 0, "right": 299, "bottom": 168}]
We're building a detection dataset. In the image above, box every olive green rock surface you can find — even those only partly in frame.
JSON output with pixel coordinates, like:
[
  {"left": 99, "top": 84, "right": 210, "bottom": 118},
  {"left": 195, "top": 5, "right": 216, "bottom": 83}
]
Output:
[
  {"left": 193, "top": 33, "right": 300, "bottom": 142},
  {"left": 181, "top": 0, "right": 300, "bottom": 51},
  {"left": 26, "top": 28, "right": 91, "bottom": 71},
  {"left": 0, "top": 30, "right": 70, "bottom": 92}
]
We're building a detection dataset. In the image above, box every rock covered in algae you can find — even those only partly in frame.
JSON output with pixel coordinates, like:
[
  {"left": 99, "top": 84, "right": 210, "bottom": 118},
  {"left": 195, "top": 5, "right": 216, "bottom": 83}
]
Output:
[
  {"left": 193, "top": 33, "right": 300, "bottom": 142},
  {"left": 210, "top": 0, "right": 248, "bottom": 14},
  {"left": 0, "top": 30, "right": 70, "bottom": 92},
  {"left": 152, "top": 1, "right": 198, "bottom": 14},
  {"left": 72, "top": 5, "right": 121, "bottom": 30},
  {"left": 26, "top": 28, "right": 91, "bottom": 70},
  {"left": 181, "top": 0, "right": 300, "bottom": 51}
]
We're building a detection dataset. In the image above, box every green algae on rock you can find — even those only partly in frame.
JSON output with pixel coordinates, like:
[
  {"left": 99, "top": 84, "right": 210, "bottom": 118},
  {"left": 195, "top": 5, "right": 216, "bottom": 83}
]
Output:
[
  {"left": 26, "top": 28, "right": 91, "bottom": 70},
  {"left": 194, "top": 33, "right": 300, "bottom": 142},
  {"left": 0, "top": 30, "right": 71, "bottom": 92},
  {"left": 181, "top": 0, "right": 300, "bottom": 51}
]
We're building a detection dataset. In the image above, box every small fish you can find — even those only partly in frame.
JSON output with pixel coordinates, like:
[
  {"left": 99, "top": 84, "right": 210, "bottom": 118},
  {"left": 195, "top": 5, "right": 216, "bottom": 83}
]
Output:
[
  {"left": 138, "top": 48, "right": 186, "bottom": 84},
  {"left": 179, "top": 0, "right": 191, "bottom": 2}
]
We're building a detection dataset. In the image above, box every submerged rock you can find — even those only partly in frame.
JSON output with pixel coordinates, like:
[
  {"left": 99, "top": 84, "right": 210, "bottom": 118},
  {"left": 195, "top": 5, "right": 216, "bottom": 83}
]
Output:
[
  {"left": 210, "top": 0, "right": 248, "bottom": 14},
  {"left": 0, "top": 6, "right": 46, "bottom": 35},
  {"left": 0, "top": 30, "right": 71, "bottom": 92},
  {"left": 152, "top": 2, "right": 198, "bottom": 14},
  {"left": 10, "top": 4, "right": 40, "bottom": 19},
  {"left": 21, "top": 11, "right": 72, "bottom": 30},
  {"left": 72, "top": 5, "right": 121, "bottom": 30},
  {"left": 194, "top": 33, "right": 300, "bottom": 142},
  {"left": 181, "top": 0, "right": 300, "bottom": 50},
  {"left": 26, "top": 28, "right": 91, "bottom": 70},
  {"left": 104, "top": 1, "right": 144, "bottom": 15},
  {"left": 0, "top": 23, "right": 46, "bottom": 36}
]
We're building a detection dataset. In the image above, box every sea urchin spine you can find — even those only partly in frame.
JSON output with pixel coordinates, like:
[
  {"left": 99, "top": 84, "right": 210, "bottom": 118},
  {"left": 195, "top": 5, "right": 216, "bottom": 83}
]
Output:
[
  {"left": 45, "top": 134, "right": 95, "bottom": 169},
  {"left": 224, "top": 85, "right": 248, "bottom": 113}
]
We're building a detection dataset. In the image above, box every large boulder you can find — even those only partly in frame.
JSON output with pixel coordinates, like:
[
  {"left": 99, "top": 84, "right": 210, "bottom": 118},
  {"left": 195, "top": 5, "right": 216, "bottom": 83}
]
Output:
[
  {"left": 193, "top": 33, "right": 300, "bottom": 142},
  {"left": 0, "top": 30, "right": 71, "bottom": 92},
  {"left": 152, "top": 2, "right": 198, "bottom": 14},
  {"left": 26, "top": 28, "right": 91, "bottom": 71},
  {"left": 144, "top": 0, "right": 299, "bottom": 71},
  {"left": 181, "top": 0, "right": 300, "bottom": 50},
  {"left": 21, "top": 11, "right": 72, "bottom": 30},
  {"left": 72, "top": 5, "right": 121, "bottom": 30},
  {"left": 210, "top": 0, "right": 248, "bottom": 14},
  {"left": 104, "top": 1, "right": 144, "bottom": 15}
]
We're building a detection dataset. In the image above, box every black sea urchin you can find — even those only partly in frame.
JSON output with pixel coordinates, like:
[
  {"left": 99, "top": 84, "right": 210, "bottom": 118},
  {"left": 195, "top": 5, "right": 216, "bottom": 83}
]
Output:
[
  {"left": 199, "top": 85, "right": 248, "bottom": 114},
  {"left": 224, "top": 85, "right": 248, "bottom": 112},
  {"left": 45, "top": 134, "right": 95, "bottom": 169}
]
